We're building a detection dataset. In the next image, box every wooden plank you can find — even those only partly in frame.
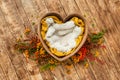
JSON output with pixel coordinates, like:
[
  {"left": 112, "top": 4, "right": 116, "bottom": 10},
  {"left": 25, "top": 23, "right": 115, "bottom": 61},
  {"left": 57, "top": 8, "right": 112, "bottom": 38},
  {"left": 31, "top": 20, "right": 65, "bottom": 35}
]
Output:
[
  {"left": 87, "top": 0, "right": 120, "bottom": 65},
  {"left": 0, "top": 0, "right": 120, "bottom": 80},
  {"left": 74, "top": 0, "right": 120, "bottom": 80},
  {"left": 102, "top": 0, "right": 120, "bottom": 51},
  {"left": 72, "top": 0, "right": 105, "bottom": 79},
  {"left": 0, "top": 64, "right": 8, "bottom": 80},
  {"left": 44, "top": 0, "right": 66, "bottom": 17},
  {"left": 0, "top": 0, "right": 32, "bottom": 80},
  {"left": 59, "top": 0, "right": 80, "bottom": 15},
  {"left": 0, "top": 10, "right": 19, "bottom": 80},
  {"left": 74, "top": 1, "right": 111, "bottom": 79},
  {"left": 104, "top": 0, "right": 120, "bottom": 27},
  {"left": 11, "top": 0, "right": 49, "bottom": 80},
  {"left": 20, "top": 0, "right": 48, "bottom": 26},
  {"left": 15, "top": 0, "right": 55, "bottom": 80},
  {"left": 0, "top": 41, "right": 19, "bottom": 80}
]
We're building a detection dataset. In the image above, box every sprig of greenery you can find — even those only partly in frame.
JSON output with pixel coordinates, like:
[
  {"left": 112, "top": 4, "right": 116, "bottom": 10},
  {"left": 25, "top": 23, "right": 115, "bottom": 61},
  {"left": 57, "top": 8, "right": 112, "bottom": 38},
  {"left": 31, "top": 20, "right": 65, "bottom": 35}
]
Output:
[
  {"left": 90, "top": 31, "right": 105, "bottom": 43},
  {"left": 40, "top": 63, "right": 56, "bottom": 71}
]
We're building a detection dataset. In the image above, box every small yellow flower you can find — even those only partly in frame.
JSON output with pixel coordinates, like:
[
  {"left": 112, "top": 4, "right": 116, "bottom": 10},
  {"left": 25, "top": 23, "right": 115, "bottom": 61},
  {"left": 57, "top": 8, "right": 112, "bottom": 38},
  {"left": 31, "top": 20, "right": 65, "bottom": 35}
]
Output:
[
  {"left": 25, "top": 50, "right": 29, "bottom": 54},
  {"left": 24, "top": 50, "right": 29, "bottom": 58},
  {"left": 39, "top": 48, "right": 45, "bottom": 55},
  {"left": 84, "top": 63, "right": 89, "bottom": 68},
  {"left": 50, "top": 66, "right": 55, "bottom": 71},
  {"left": 41, "top": 31, "right": 45, "bottom": 39},
  {"left": 24, "top": 28, "right": 31, "bottom": 34},
  {"left": 16, "top": 38, "right": 21, "bottom": 42},
  {"left": 37, "top": 42, "right": 41, "bottom": 49},
  {"left": 49, "top": 60, "right": 55, "bottom": 64},
  {"left": 78, "top": 19, "right": 84, "bottom": 27},
  {"left": 95, "top": 51, "right": 99, "bottom": 57},
  {"left": 66, "top": 70, "right": 71, "bottom": 74},
  {"left": 37, "top": 42, "right": 41, "bottom": 46},
  {"left": 97, "top": 38, "right": 103, "bottom": 44},
  {"left": 71, "top": 56, "right": 80, "bottom": 63},
  {"left": 71, "top": 17, "right": 85, "bottom": 27},
  {"left": 83, "top": 13, "right": 89, "bottom": 17},
  {"left": 65, "top": 64, "right": 72, "bottom": 69}
]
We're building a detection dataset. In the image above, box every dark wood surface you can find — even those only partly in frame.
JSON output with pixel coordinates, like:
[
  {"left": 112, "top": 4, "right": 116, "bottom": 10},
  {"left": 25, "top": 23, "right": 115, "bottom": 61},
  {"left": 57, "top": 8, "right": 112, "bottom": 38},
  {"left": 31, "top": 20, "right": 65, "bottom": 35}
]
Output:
[{"left": 0, "top": 0, "right": 120, "bottom": 80}]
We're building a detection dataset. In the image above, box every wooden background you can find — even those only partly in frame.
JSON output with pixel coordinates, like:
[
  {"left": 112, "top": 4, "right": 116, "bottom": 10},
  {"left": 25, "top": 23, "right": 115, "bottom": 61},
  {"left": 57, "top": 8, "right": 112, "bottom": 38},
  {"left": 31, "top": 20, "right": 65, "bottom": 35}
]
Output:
[{"left": 0, "top": 0, "right": 120, "bottom": 80}]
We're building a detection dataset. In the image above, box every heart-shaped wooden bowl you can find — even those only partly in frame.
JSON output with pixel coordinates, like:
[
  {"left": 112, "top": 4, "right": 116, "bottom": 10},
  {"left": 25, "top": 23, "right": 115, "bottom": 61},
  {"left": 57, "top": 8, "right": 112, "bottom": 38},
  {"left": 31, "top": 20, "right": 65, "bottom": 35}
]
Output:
[{"left": 38, "top": 12, "right": 88, "bottom": 61}]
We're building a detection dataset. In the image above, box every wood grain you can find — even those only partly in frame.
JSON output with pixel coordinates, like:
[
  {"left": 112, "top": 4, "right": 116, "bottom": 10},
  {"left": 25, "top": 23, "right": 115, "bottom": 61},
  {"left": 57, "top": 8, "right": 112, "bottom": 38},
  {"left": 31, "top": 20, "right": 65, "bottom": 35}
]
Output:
[{"left": 0, "top": 0, "right": 120, "bottom": 80}]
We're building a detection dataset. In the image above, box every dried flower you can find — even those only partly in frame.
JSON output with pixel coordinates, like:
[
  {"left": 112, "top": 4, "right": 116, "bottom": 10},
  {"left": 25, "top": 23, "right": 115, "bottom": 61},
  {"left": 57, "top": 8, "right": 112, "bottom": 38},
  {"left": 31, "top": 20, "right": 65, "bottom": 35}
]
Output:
[
  {"left": 90, "top": 31, "right": 104, "bottom": 43},
  {"left": 91, "top": 23, "right": 95, "bottom": 27},
  {"left": 24, "top": 28, "right": 31, "bottom": 34},
  {"left": 16, "top": 37, "right": 21, "bottom": 42},
  {"left": 14, "top": 25, "right": 106, "bottom": 72},
  {"left": 78, "top": 47, "right": 87, "bottom": 61},
  {"left": 32, "top": 22, "right": 35, "bottom": 25},
  {"left": 24, "top": 50, "right": 29, "bottom": 58},
  {"left": 84, "top": 62, "right": 89, "bottom": 68},
  {"left": 94, "top": 51, "right": 99, "bottom": 57},
  {"left": 71, "top": 56, "right": 80, "bottom": 63},
  {"left": 49, "top": 60, "right": 55, "bottom": 64},
  {"left": 39, "top": 48, "right": 45, "bottom": 55}
]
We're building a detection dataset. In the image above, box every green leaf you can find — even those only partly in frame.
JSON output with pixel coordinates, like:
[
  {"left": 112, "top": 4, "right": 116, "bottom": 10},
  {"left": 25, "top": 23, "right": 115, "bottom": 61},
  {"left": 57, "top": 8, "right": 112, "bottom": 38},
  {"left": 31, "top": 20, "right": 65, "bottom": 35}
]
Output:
[
  {"left": 40, "top": 63, "right": 56, "bottom": 71},
  {"left": 91, "top": 23, "right": 95, "bottom": 27},
  {"left": 18, "top": 48, "right": 25, "bottom": 53},
  {"left": 32, "top": 22, "right": 35, "bottom": 25},
  {"left": 90, "top": 31, "right": 105, "bottom": 43},
  {"left": 20, "top": 35, "right": 22, "bottom": 38},
  {"left": 45, "top": 51, "right": 48, "bottom": 54},
  {"left": 18, "top": 42, "right": 29, "bottom": 46},
  {"left": 91, "top": 62, "right": 94, "bottom": 65},
  {"left": 28, "top": 48, "right": 37, "bottom": 55}
]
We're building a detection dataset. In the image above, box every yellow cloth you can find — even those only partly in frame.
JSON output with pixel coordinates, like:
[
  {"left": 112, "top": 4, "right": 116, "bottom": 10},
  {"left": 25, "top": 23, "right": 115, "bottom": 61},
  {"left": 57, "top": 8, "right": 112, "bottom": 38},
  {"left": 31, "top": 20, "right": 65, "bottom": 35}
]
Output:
[{"left": 41, "top": 16, "right": 85, "bottom": 57}]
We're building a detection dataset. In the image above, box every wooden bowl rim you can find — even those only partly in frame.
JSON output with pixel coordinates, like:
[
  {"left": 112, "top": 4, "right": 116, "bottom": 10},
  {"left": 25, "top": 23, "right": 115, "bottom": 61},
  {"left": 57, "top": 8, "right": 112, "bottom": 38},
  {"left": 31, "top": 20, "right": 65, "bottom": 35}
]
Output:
[{"left": 38, "top": 12, "right": 88, "bottom": 61}]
